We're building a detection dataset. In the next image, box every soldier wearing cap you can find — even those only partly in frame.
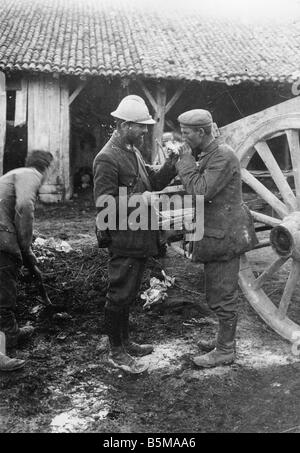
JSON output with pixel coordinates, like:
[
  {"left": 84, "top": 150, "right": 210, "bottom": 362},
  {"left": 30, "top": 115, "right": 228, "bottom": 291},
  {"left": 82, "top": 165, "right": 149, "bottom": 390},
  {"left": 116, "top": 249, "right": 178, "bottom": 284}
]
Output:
[
  {"left": 93, "top": 95, "right": 177, "bottom": 374},
  {"left": 176, "top": 109, "right": 258, "bottom": 368}
]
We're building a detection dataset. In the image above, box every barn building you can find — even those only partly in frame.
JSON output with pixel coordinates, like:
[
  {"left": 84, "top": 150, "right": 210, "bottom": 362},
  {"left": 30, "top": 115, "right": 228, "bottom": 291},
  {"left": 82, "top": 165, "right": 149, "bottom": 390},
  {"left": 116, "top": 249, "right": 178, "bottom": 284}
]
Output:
[{"left": 0, "top": 0, "right": 299, "bottom": 201}]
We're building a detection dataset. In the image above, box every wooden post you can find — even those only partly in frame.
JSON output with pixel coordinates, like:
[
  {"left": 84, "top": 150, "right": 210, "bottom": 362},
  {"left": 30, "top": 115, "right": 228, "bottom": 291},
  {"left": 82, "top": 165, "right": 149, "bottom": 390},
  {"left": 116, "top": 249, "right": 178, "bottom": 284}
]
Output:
[
  {"left": 152, "top": 82, "right": 167, "bottom": 162},
  {"left": 28, "top": 74, "right": 70, "bottom": 202},
  {"left": 15, "top": 78, "right": 28, "bottom": 127},
  {"left": 0, "top": 71, "right": 6, "bottom": 176},
  {"left": 60, "top": 79, "right": 71, "bottom": 199},
  {"left": 137, "top": 79, "right": 186, "bottom": 162},
  {"left": 69, "top": 81, "right": 86, "bottom": 105},
  {"left": 165, "top": 119, "right": 177, "bottom": 131},
  {"left": 165, "top": 84, "right": 186, "bottom": 115}
]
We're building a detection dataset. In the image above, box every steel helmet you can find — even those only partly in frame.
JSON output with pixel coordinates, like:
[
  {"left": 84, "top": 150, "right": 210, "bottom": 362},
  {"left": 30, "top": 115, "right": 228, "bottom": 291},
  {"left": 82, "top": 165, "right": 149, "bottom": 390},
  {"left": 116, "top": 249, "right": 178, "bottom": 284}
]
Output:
[{"left": 111, "top": 95, "right": 156, "bottom": 124}]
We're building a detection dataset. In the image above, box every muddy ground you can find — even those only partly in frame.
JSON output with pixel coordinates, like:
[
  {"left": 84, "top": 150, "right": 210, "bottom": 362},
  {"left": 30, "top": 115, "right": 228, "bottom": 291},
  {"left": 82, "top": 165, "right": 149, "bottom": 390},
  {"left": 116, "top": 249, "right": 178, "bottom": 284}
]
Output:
[{"left": 1, "top": 191, "right": 300, "bottom": 433}]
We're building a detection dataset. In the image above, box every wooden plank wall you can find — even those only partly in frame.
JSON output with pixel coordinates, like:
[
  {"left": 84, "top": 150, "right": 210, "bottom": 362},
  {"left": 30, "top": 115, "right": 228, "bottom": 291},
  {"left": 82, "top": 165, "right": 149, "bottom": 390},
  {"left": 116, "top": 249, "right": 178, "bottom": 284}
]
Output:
[
  {"left": 0, "top": 72, "right": 6, "bottom": 175},
  {"left": 60, "top": 79, "right": 71, "bottom": 200},
  {"left": 27, "top": 74, "right": 70, "bottom": 202},
  {"left": 14, "top": 78, "right": 28, "bottom": 127}
]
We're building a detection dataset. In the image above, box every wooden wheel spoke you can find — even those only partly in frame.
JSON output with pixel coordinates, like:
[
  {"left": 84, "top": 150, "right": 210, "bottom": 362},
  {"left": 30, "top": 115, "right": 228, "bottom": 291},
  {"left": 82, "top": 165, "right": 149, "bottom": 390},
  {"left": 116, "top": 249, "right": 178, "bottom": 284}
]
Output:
[
  {"left": 278, "top": 261, "right": 300, "bottom": 319},
  {"left": 250, "top": 210, "right": 281, "bottom": 227},
  {"left": 254, "top": 141, "right": 296, "bottom": 212},
  {"left": 286, "top": 129, "right": 300, "bottom": 208},
  {"left": 253, "top": 256, "right": 289, "bottom": 290},
  {"left": 241, "top": 168, "right": 289, "bottom": 218}
]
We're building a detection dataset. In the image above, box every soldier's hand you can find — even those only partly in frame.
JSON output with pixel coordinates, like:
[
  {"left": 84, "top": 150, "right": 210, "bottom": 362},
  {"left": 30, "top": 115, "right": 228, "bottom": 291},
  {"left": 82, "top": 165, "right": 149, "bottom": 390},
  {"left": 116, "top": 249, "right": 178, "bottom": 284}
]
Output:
[
  {"left": 22, "top": 250, "right": 38, "bottom": 271},
  {"left": 178, "top": 142, "right": 192, "bottom": 158},
  {"left": 165, "top": 149, "right": 179, "bottom": 165}
]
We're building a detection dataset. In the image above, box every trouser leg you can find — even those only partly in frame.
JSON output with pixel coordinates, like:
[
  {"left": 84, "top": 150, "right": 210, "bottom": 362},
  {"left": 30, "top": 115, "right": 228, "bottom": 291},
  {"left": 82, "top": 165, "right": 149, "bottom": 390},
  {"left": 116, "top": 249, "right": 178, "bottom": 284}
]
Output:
[
  {"left": 193, "top": 257, "right": 240, "bottom": 368},
  {"left": 204, "top": 257, "right": 240, "bottom": 324},
  {"left": 105, "top": 254, "right": 152, "bottom": 354},
  {"left": 104, "top": 307, "right": 122, "bottom": 348},
  {"left": 0, "top": 253, "right": 19, "bottom": 338},
  {"left": 205, "top": 257, "right": 240, "bottom": 351},
  {"left": 122, "top": 306, "right": 153, "bottom": 356},
  {"left": 105, "top": 254, "right": 147, "bottom": 312},
  {"left": 104, "top": 253, "right": 147, "bottom": 344},
  {"left": 103, "top": 254, "right": 149, "bottom": 372}
]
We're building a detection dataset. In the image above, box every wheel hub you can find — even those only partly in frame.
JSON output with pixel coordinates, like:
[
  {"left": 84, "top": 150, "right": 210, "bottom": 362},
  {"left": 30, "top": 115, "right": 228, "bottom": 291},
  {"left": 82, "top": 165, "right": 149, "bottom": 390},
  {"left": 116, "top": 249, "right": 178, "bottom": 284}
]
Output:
[{"left": 270, "top": 212, "right": 300, "bottom": 261}]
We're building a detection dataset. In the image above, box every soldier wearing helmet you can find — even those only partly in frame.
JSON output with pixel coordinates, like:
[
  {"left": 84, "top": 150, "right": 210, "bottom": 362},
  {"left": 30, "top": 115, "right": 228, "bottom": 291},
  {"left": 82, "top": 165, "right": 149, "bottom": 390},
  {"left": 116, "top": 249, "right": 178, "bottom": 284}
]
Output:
[
  {"left": 93, "top": 95, "right": 177, "bottom": 374},
  {"left": 175, "top": 109, "right": 258, "bottom": 368}
]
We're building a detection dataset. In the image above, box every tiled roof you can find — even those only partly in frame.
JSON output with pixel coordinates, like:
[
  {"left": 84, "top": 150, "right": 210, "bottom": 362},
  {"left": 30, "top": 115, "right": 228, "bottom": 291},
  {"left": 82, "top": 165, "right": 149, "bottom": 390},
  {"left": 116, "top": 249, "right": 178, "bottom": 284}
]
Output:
[{"left": 0, "top": 0, "right": 299, "bottom": 85}]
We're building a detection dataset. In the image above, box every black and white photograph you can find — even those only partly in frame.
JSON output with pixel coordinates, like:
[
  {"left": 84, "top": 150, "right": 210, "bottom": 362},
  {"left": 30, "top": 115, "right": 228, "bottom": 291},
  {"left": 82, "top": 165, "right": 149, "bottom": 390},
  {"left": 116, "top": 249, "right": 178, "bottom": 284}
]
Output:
[{"left": 1, "top": 0, "right": 300, "bottom": 436}]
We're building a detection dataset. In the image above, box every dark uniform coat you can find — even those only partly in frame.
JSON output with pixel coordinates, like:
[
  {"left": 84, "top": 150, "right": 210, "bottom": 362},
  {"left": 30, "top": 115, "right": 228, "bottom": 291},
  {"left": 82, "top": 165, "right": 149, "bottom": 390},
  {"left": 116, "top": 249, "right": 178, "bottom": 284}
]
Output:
[
  {"left": 93, "top": 131, "right": 176, "bottom": 258},
  {"left": 176, "top": 139, "right": 258, "bottom": 262}
]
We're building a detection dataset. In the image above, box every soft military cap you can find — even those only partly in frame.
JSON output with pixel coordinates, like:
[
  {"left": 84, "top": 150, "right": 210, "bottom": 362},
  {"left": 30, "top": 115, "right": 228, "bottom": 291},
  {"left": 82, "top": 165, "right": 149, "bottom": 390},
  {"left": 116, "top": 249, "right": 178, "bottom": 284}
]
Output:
[{"left": 178, "top": 109, "right": 213, "bottom": 128}]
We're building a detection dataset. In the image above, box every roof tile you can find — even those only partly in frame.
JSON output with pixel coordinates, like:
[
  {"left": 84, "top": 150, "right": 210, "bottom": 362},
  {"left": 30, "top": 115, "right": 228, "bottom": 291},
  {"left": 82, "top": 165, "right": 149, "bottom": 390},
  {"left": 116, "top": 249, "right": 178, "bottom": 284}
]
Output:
[{"left": 0, "top": 0, "right": 299, "bottom": 84}]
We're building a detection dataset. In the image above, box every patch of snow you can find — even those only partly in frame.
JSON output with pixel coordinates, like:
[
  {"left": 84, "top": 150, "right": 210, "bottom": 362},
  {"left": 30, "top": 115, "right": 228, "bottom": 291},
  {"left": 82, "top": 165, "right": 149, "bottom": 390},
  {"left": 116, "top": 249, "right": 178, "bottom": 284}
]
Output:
[
  {"left": 50, "top": 384, "right": 110, "bottom": 433},
  {"left": 139, "top": 330, "right": 300, "bottom": 377}
]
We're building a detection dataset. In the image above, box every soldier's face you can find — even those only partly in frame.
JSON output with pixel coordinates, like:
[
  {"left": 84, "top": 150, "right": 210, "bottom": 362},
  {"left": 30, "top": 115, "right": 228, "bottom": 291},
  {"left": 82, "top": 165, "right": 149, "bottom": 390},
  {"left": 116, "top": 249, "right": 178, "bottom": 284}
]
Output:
[
  {"left": 181, "top": 126, "right": 204, "bottom": 149},
  {"left": 125, "top": 122, "right": 148, "bottom": 146}
]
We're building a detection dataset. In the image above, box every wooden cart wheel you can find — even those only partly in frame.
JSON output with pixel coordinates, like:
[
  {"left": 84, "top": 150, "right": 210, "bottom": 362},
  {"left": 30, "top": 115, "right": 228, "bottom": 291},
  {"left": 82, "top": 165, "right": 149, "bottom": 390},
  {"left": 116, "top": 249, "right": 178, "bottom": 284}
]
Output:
[
  {"left": 170, "top": 104, "right": 300, "bottom": 343},
  {"left": 237, "top": 115, "right": 300, "bottom": 342}
]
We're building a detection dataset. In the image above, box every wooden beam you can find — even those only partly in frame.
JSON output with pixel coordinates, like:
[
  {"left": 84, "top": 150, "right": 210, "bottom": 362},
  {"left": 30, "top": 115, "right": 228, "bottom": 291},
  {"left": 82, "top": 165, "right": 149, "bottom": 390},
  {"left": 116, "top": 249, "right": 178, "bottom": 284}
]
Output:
[
  {"left": 152, "top": 82, "right": 167, "bottom": 162},
  {"left": 6, "top": 78, "right": 22, "bottom": 91},
  {"left": 69, "top": 81, "right": 86, "bottom": 105},
  {"left": 15, "top": 78, "right": 28, "bottom": 127},
  {"left": 60, "top": 79, "right": 71, "bottom": 200},
  {"left": 28, "top": 75, "right": 69, "bottom": 202},
  {"left": 137, "top": 80, "right": 183, "bottom": 161},
  {"left": 165, "top": 84, "right": 185, "bottom": 114},
  {"left": 0, "top": 71, "right": 6, "bottom": 176},
  {"left": 137, "top": 79, "right": 157, "bottom": 112},
  {"left": 165, "top": 119, "right": 177, "bottom": 131}
]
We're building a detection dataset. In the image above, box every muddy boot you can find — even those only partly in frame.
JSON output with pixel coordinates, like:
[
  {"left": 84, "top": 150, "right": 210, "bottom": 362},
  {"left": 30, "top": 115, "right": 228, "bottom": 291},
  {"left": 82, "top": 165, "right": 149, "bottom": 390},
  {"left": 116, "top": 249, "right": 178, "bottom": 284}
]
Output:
[
  {"left": 6, "top": 325, "right": 35, "bottom": 350},
  {"left": 0, "top": 352, "right": 25, "bottom": 372},
  {"left": 0, "top": 310, "right": 19, "bottom": 349},
  {"left": 197, "top": 338, "right": 216, "bottom": 352},
  {"left": 104, "top": 308, "right": 148, "bottom": 374},
  {"left": 122, "top": 307, "right": 153, "bottom": 357},
  {"left": 193, "top": 317, "right": 237, "bottom": 368},
  {"left": 1, "top": 309, "right": 34, "bottom": 349}
]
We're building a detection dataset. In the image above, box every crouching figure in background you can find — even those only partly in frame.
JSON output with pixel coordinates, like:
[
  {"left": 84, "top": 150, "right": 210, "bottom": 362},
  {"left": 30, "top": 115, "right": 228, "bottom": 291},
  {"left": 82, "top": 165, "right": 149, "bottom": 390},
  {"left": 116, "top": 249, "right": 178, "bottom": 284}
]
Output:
[{"left": 0, "top": 150, "right": 53, "bottom": 371}]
